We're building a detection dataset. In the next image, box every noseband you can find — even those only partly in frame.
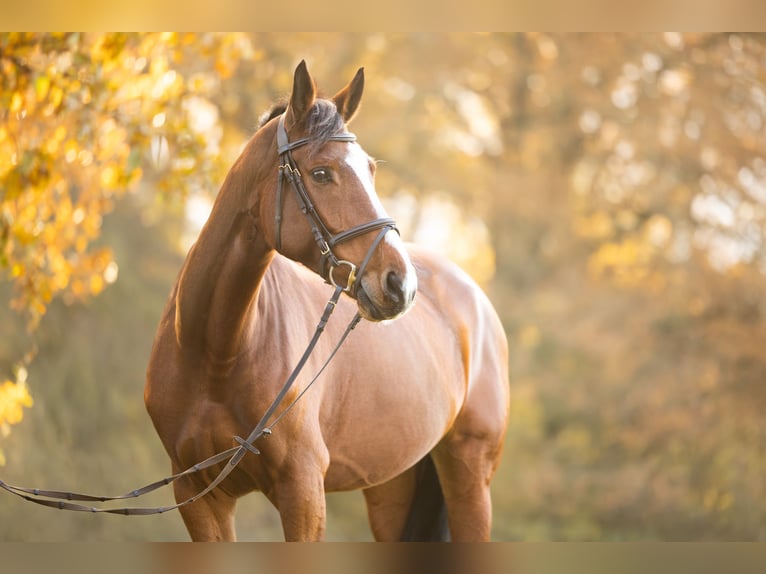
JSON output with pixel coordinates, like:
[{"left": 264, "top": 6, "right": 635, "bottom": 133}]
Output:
[{"left": 274, "top": 113, "right": 397, "bottom": 293}]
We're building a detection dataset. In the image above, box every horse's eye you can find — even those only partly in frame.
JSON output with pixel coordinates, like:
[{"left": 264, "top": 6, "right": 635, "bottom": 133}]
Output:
[{"left": 311, "top": 168, "right": 333, "bottom": 184}]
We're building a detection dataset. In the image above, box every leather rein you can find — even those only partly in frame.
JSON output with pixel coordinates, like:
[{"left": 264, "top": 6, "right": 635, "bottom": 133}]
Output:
[{"left": 0, "top": 113, "right": 399, "bottom": 516}]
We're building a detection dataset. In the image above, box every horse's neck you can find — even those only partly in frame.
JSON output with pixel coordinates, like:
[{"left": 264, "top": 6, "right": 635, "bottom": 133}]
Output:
[{"left": 174, "top": 160, "right": 273, "bottom": 369}]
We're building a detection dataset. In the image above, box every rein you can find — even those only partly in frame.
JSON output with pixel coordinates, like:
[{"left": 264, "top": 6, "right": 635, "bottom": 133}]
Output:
[
  {"left": 0, "top": 285, "right": 358, "bottom": 515},
  {"left": 0, "top": 113, "right": 398, "bottom": 517}
]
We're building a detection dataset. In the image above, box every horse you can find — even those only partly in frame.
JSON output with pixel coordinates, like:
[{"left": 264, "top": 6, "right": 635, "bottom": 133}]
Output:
[{"left": 144, "top": 61, "right": 509, "bottom": 542}]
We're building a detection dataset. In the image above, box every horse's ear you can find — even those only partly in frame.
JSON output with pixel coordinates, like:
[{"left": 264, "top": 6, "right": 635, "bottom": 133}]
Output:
[
  {"left": 286, "top": 60, "right": 316, "bottom": 128},
  {"left": 333, "top": 67, "right": 364, "bottom": 124}
]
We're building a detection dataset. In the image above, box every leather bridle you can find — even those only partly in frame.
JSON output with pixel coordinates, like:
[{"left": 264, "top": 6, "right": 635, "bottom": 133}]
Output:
[
  {"left": 274, "top": 113, "right": 397, "bottom": 293},
  {"left": 0, "top": 111, "right": 403, "bottom": 516}
]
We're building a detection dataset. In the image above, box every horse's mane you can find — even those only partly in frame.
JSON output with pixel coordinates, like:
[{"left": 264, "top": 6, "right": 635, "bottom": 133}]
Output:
[
  {"left": 258, "top": 101, "right": 288, "bottom": 128},
  {"left": 258, "top": 98, "right": 346, "bottom": 154}
]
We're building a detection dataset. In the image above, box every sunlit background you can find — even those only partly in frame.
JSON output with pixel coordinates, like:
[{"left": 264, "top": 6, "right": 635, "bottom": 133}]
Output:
[{"left": 1, "top": 33, "right": 765, "bottom": 540}]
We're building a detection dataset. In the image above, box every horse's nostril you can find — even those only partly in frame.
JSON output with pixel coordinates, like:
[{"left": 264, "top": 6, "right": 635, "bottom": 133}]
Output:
[{"left": 385, "top": 270, "right": 404, "bottom": 303}]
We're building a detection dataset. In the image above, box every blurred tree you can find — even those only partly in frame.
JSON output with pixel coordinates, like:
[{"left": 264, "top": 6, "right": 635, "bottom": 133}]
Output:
[
  {"left": 0, "top": 32, "right": 257, "bottom": 326},
  {"left": 472, "top": 33, "right": 766, "bottom": 540},
  {"left": 2, "top": 33, "right": 766, "bottom": 540},
  {"left": 0, "top": 32, "right": 255, "bottom": 453}
]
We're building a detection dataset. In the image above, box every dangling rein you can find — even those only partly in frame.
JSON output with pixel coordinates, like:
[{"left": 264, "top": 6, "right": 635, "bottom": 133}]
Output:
[{"left": 0, "top": 285, "right": 360, "bottom": 516}]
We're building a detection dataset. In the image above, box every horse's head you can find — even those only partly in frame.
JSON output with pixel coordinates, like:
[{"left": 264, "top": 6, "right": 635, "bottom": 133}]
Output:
[{"left": 253, "top": 61, "right": 416, "bottom": 322}]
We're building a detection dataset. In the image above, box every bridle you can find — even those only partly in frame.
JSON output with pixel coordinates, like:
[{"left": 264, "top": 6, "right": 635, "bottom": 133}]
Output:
[
  {"left": 0, "top": 110, "right": 403, "bottom": 516},
  {"left": 274, "top": 113, "right": 397, "bottom": 293}
]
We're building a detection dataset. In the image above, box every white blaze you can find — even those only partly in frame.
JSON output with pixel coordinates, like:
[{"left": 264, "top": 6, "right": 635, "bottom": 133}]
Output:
[{"left": 343, "top": 144, "right": 418, "bottom": 297}]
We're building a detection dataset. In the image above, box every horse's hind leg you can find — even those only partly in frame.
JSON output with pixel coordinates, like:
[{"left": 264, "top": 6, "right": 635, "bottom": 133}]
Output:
[
  {"left": 174, "top": 474, "right": 238, "bottom": 541},
  {"left": 432, "top": 407, "right": 507, "bottom": 541},
  {"left": 363, "top": 466, "right": 418, "bottom": 541},
  {"left": 429, "top": 432, "right": 499, "bottom": 541},
  {"left": 364, "top": 456, "right": 451, "bottom": 541}
]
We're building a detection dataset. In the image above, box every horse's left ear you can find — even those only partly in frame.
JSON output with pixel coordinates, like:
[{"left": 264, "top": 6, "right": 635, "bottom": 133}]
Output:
[{"left": 333, "top": 67, "right": 364, "bottom": 124}]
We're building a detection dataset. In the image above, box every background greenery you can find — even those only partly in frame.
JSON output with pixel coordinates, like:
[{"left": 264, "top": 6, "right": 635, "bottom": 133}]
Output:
[{"left": 1, "top": 33, "right": 765, "bottom": 540}]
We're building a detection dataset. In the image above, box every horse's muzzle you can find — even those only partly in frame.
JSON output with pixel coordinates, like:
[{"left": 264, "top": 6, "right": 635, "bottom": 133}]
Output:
[{"left": 355, "top": 271, "right": 416, "bottom": 322}]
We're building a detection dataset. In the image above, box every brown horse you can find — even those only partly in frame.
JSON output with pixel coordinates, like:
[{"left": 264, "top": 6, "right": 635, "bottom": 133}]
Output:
[{"left": 144, "top": 61, "right": 509, "bottom": 541}]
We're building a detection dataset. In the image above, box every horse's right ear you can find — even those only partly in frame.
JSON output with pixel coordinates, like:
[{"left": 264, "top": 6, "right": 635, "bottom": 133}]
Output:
[{"left": 286, "top": 60, "right": 316, "bottom": 129}]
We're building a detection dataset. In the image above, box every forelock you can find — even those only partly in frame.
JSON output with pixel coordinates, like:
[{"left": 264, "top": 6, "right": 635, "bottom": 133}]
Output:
[{"left": 258, "top": 99, "right": 346, "bottom": 155}]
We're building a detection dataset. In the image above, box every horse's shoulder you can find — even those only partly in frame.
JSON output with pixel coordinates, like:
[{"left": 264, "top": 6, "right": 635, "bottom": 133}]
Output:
[
  {"left": 265, "top": 254, "right": 323, "bottom": 292},
  {"left": 261, "top": 254, "right": 348, "bottom": 317}
]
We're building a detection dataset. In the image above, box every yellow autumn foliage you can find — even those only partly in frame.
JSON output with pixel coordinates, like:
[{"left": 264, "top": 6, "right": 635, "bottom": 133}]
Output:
[
  {"left": 0, "top": 32, "right": 246, "bottom": 329},
  {"left": 0, "top": 380, "right": 33, "bottom": 428},
  {"left": 1, "top": 32, "right": 765, "bottom": 539}
]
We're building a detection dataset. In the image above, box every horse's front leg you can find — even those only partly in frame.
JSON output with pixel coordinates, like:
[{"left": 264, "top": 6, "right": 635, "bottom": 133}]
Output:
[
  {"left": 174, "top": 470, "right": 238, "bottom": 541},
  {"left": 266, "top": 442, "right": 331, "bottom": 541},
  {"left": 275, "top": 473, "right": 327, "bottom": 541}
]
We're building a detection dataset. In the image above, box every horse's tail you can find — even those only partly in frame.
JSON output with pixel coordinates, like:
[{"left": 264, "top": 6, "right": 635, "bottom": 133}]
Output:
[{"left": 399, "top": 454, "right": 451, "bottom": 541}]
